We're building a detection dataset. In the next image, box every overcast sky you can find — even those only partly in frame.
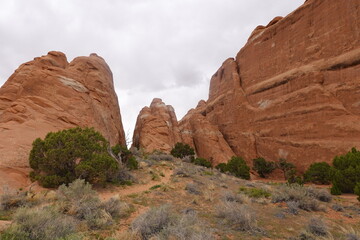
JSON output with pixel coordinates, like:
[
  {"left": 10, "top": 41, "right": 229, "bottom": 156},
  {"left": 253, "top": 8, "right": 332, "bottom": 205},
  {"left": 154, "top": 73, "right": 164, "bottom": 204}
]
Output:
[{"left": 0, "top": 0, "right": 304, "bottom": 139}]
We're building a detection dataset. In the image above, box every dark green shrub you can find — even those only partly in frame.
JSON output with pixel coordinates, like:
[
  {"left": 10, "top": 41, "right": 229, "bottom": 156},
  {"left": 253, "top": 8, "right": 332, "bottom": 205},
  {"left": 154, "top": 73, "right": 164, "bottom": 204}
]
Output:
[
  {"left": 126, "top": 156, "right": 139, "bottom": 170},
  {"left": 331, "top": 147, "right": 360, "bottom": 194},
  {"left": 354, "top": 182, "right": 360, "bottom": 202},
  {"left": 192, "top": 158, "right": 212, "bottom": 168},
  {"left": 111, "top": 144, "right": 138, "bottom": 169},
  {"left": 170, "top": 142, "right": 195, "bottom": 159},
  {"left": 278, "top": 158, "right": 296, "bottom": 180},
  {"left": 252, "top": 157, "right": 275, "bottom": 178},
  {"left": 304, "top": 162, "right": 332, "bottom": 184},
  {"left": 29, "top": 127, "right": 119, "bottom": 187},
  {"left": 330, "top": 184, "right": 342, "bottom": 195},
  {"left": 226, "top": 156, "right": 250, "bottom": 180},
  {"left": 215, "top": 163, "right": 228, "bottom": 173}
]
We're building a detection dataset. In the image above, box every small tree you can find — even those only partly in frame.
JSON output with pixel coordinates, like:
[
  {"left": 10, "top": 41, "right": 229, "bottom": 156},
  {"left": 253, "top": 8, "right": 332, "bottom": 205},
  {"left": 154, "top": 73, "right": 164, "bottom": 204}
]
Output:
[
  {"left": 303, "top": 162, "right": 332, "bottom": 184},
  {"left": 331, "top": 147, "right": 360, "bottom": 194},
  {"left": 278, "top": 158, "right": 296, "bottom": 180},
  {"left": 111, "top": 144, "right": 138, "bottom": 170},
  {"left": 252, "top": 157, "right": 276, "bottom": 178},
  {"left": 170, "top": 142, "right": 195, "bottom": 159},
  {"left": 29, "top": 127, "right": 119, "bottom": 187},
  {"left": 226, "top": 156, "right": 250, "bottom": 180}
]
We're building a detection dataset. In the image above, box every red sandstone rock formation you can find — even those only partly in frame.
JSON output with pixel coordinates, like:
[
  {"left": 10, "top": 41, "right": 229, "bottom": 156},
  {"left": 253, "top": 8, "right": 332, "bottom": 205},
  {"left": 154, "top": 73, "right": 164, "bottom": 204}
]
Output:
[
  {"left": 0, "top": 51, "right": 126, "bottom": 189},
  {"left": 132, "top": 98, "right": 181, "bottom": 153},
  {"left": 134, "top": 0, "right": 360, "bottom": 171},
  {"left": 186, "top": 0, "right": 360, "bottom": 171}
]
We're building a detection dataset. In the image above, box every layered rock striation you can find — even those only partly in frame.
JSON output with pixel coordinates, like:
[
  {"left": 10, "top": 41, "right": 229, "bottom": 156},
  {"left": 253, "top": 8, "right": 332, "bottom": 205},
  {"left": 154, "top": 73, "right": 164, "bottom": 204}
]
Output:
[
  {"left": 0, "top": 51, "right": 126, "bottom": 188},
  {"left": 134, "top": 0, "right": 360, "bottom": 171}
]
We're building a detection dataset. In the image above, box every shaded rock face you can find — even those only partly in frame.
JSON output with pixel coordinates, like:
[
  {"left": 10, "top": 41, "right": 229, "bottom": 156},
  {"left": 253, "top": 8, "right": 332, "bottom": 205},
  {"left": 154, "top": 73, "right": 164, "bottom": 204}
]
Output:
[
  {"left": 132, "top": 98, "right": 181, "bottom": 153},
  {"left": 178, "top": 108, "right": 235, "bottom": 166},
  {"left": 0, "top": 51, "right": 126, "bottom": 188},
  {"left": 185, "top": 0, "right": 360, "bottom": 171}
]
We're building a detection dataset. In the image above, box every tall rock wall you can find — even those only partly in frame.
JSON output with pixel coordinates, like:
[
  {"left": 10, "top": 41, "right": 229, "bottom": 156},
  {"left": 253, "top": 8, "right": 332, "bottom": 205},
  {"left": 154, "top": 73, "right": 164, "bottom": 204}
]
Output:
[
  {"left": 0, "top": 51, "right": 126, "bottom": 189},
  {"left": 189, "top": 0, "right": 360, "bottom": 171},
  {"left": 133, "top": 0, "right": 360, "bottom": 172}
]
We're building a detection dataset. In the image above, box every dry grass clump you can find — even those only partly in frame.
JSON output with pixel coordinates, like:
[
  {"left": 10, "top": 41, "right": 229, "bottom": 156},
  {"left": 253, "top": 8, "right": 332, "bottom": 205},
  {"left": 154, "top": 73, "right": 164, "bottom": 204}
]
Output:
[
  {"left": 340, "top": 227, "right": 360, "bottom": 240},
  {"left": 158, "top": 211, "right": 214, "bottom": 240},
  {"left": 105, "top": 231, "right": 142, "bottom": 240},
  {"left": 216, "top": 201, "right": 258, "bottom": 232},
  {"left": 173, "top": 163, "right": 198, "bottom": 177},
  {"left": 148, "top": 153, "right": 174, "bottom": 162},
  {"left": 102, "top": 195, "right": 131, "bottom": 219},
  {"left": 272, "top": 184, "right": 324, "bottom": 212},
  {"left": 185, "top": 183, "right": 202, "bottom": 195},
  {"left": 305, "top": 187, "right": 332, "bottom": 203},
  {"left": 57, "top": 179, "right": 126, "bottom": 229},
  {"left": 0, "top": 187, "right": 35, "bottom": 211},
  {"left": 131, "top": 205, "right": 176, "bottom": 239},
  {"left": 131, "top": 205, "right": 213, "bottom": 240},
  {"left": 222, "top": 191, "right": 249, "bottom": 204},
  {"left": 331, "top": 203, "right": 344, "bottom": 212},
  {"left": 1, "top": 207, "right": 76, "bottom": 240}
]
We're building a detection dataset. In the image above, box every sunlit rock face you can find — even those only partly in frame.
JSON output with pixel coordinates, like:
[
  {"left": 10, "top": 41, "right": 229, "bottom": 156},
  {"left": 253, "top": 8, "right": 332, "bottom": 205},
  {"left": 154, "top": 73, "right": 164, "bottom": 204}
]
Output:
[
  {"left": 132, "top": 98, "right": 182, "bottom": 153},
  {"left": 0, "top": 51, "right": 126, "bottom": 189},
  {"left": 182, "top": 0, "right": 360, "bottom": 171}
]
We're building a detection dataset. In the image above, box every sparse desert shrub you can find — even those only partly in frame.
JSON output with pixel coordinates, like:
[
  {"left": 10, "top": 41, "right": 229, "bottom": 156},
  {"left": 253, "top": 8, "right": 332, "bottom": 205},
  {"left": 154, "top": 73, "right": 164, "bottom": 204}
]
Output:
[
  {"left": 239, "top": 187, "right": 271, "bottom": 198},
  {"left": 185, "top": 183, "right": 202, "bottom": 195},
  {"left": 305, "top": 187, "right": 332, "bottom": 202},
  {"left": 286, "top": 201, "right": 299, "bottom": 215},
  {"left": 173, "top": 163, "right": 197, "bottom": 177},
  {"left": 225, "top": 156, "right": 250, "bottom": 180},
  {"left": 102, "top": 195, "right": 130, "bottom": 219},
  {"left": 29, "top": 127, "right": 119, "bottom": 187},
  {"left": 272, "top": 184, "right": 321, "bottom": 211},
  {"left": 222, "top": 191, "right": 248, "bottom": 204},
  {"left": 158, "top": 211, "right": 214, "bottom": 240},
  {"left": 216, "top": 201, "right": 258, "bottom": 232},
  {"left": 105, "top": 231, "right": 142, "bottom": 240},
  {"left": 252, "top": 157, "right": 276, "bottom": 178},
  {"left": 306, "top": 217, "right": 328, "bottom": 237},
  {"left": 303, "top": 162, "right": 332, "bottom": 184},
  {"left": 148, "top": 153, "right": 174, "bottom": 162},
  {"left": 0, "top": 188, "right": 28, "bottom": 211},
  {"left": 56, "top": 179, "right": 113, "bottom": 229},
  {"left": 131, "top": 205, "right": 176, "bottom": 239},
  {"left": 340, "top": 226, "right": 360, "bottom": 240},
  {"left": 192, "top": 157, "right": 212, "bottom": 168},
  {"left": 2, "top": 207, "right": 76, "bottom": 240},
  {"left": 170, "top": 142, "right": 195, "bottom": 159},
  {"left": 331, "top": 204, "right": 344, "bottom": 212}
]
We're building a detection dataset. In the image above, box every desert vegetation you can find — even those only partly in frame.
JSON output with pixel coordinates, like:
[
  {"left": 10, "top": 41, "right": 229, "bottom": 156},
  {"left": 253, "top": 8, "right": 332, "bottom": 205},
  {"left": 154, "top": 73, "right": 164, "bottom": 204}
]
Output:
[
  {"left": 29, "top": 127, "right": 138, "bottom": 188},
  {"left": 1, "top": 143, "right": 360, "bottom": 239}
]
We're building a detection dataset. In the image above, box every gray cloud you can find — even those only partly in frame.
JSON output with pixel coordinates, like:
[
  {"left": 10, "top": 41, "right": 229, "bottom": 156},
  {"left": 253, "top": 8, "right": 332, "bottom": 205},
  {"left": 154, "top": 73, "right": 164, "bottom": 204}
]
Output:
[{"left": 0, "top": 0, "right": 304, "bottom": 139}]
